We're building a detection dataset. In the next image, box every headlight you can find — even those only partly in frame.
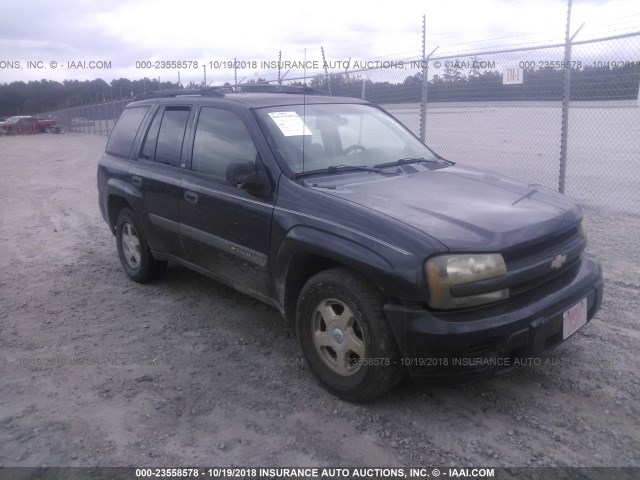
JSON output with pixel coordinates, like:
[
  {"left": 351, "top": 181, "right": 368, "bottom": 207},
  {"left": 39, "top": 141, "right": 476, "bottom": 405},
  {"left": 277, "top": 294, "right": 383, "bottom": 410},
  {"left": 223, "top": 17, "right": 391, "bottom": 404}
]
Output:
[{"left": 425, "top": 253, "right": 508, "bottom": 309}]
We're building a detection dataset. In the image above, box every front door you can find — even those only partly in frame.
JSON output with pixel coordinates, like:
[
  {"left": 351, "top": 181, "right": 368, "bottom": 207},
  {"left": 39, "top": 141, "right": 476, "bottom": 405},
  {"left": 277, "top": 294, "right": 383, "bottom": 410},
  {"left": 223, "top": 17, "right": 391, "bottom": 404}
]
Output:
[{"left": 179, "top": 106, "right": 275, "bottom": 301}]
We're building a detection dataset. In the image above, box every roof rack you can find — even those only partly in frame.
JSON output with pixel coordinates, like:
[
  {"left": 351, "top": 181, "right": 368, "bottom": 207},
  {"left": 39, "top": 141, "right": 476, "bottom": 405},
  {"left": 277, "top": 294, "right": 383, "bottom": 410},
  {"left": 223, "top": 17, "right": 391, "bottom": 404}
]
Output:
[
  {"left": 227, "top": 83, "right": 329, "bottom": 95},
  {"left": 133, "top": 88, "right": 224, "bottom": 101},
  {"left": 133, "top": 84, "right": 328, "bottom": 101}
]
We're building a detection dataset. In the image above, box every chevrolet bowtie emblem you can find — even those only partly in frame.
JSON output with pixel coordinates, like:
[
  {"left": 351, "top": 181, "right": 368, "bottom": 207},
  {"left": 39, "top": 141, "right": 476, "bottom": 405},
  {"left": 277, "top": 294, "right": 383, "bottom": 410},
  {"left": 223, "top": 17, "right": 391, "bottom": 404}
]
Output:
[{"left": 551, "top": 253, "right": 567, "bottom": 270}]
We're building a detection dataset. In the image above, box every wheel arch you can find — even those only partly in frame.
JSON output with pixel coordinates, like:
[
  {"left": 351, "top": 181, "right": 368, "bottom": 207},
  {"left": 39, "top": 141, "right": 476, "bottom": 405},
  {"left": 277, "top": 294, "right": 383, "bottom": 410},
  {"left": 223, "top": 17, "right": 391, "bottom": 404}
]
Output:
[
  {"left": 275, "top": 227, "right": 397, "bottom": 324},
  {"left": 107, "top": 194, "right": 133, "bottom": 234},
  {"left": 282, "top": 252, "right": 344, "bottom": 323}
]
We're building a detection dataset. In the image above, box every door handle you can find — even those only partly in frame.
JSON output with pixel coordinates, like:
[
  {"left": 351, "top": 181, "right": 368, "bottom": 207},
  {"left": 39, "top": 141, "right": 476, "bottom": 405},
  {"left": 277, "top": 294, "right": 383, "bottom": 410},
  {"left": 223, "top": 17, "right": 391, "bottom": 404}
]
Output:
[
  {"left": 131, "top": 175, "right": 142, "bottom": 187},
  {"left": 184, "top": 191, "right": 199, "bottom": 205}
]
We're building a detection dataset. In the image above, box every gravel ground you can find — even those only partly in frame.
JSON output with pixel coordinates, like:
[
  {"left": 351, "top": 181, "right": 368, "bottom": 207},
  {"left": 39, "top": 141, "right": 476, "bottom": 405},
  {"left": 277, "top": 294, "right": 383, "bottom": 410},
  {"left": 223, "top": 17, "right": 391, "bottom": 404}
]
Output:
[{"left": 0, "top": 133, "right": 638, "bottom": 468}]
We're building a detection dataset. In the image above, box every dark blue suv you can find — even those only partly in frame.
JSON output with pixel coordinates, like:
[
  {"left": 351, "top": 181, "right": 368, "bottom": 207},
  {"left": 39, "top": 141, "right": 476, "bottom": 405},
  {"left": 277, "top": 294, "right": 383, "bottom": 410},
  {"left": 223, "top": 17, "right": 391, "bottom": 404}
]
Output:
[{"left": 98, "top": 87, "right": 603, "bottom": 401}]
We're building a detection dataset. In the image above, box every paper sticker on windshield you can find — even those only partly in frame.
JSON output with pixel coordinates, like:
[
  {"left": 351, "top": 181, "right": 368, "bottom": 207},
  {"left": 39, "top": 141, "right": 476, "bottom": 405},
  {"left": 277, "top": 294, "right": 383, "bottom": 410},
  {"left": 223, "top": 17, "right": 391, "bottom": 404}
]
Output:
[{"left": 268, "top": 112, "right": 311, "bottom": 136}]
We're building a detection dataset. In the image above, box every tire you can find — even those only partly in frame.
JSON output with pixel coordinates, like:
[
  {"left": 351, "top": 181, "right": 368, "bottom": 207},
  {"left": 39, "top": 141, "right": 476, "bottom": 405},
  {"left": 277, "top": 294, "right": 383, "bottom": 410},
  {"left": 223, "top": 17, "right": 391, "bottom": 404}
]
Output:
[
  {"left": 115, "top": 208, "right": 166, "bottom": 283},
  {"left": 296, "top": 267, "right": 405, "bottom": 402}
]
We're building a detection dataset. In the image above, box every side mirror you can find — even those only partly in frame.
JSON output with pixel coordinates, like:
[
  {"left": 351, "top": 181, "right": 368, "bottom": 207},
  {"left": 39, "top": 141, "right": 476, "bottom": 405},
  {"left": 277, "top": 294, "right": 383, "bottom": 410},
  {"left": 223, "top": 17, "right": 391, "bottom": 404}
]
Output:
[{"left": 225, "top": 160, "right": 269, "bottom": 194}]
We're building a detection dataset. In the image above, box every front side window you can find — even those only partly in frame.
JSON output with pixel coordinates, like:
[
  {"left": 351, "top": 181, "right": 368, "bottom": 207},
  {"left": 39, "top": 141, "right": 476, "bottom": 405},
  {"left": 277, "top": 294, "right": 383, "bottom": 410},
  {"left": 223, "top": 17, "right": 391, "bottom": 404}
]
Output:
[
  {"left": 255, "top": 103, "right": 438, "bottom": 174},
  {"left": 191, "top": 107, "right": 257, "bottom": 180}
]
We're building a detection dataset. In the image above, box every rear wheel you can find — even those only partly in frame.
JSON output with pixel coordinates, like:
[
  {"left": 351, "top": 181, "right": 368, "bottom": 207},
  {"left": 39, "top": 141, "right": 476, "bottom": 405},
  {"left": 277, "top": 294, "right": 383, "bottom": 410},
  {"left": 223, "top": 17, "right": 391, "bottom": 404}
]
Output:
[
  {"left": 296, "top": 267, "right": 405, "bottom": 402},
  {"left": 115, "top": 208, "right": 166, "bottom": 283}
]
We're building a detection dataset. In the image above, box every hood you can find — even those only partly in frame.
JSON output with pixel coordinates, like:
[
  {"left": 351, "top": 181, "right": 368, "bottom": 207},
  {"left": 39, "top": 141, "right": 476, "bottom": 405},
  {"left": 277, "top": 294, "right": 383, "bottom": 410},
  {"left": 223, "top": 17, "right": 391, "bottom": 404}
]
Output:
[{"left": 309, "top": 165, "right": 581, "bottom": 250}]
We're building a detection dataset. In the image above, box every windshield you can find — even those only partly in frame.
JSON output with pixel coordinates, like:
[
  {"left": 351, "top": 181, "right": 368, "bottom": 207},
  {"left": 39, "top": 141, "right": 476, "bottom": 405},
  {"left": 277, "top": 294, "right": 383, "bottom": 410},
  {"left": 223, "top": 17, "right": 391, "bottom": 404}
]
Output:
[{"left": 255, "top": 103, "right": 440, "bottom": 174}]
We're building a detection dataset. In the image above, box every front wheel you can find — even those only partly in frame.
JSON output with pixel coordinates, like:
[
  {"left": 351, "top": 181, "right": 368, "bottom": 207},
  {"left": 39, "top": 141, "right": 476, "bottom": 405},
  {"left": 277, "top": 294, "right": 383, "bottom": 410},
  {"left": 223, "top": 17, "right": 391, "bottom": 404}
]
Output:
[
  {"left": 115, "top": 208, "right": 166, "bottom": 283},
  {"left": 296, "top": 267, "right": 405, "bottom": 402}
]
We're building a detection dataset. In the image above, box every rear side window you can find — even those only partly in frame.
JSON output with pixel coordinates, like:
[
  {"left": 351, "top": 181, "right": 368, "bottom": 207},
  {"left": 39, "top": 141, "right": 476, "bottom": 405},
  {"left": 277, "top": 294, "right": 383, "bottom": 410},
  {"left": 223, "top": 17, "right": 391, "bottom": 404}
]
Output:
[
  {"left": 155, "top": 107, "right": 191, "bottom": 167},
  {"left": 139, "top": 108, "right": 163, "bottom": 161},
  {"left": 106, "top": 106, "right": 149, "bottom": 158},
  {"left": 191, "top": 107, "right": 257, "bottom": 179}
]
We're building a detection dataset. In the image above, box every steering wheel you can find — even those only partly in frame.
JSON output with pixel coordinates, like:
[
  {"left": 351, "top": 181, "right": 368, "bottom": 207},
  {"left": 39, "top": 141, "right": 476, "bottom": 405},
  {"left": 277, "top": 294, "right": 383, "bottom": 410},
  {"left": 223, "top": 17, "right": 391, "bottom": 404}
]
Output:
[{"left": 343, "top": 144, "right": 366, "bottom": 155}]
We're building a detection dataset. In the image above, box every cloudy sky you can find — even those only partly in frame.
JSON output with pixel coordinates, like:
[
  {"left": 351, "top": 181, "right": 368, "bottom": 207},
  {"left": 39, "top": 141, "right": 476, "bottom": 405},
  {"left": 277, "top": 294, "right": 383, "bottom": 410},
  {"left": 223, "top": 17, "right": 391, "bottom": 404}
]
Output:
[{"left": 1, "top": 0, "right": 638, "bottom": 86}]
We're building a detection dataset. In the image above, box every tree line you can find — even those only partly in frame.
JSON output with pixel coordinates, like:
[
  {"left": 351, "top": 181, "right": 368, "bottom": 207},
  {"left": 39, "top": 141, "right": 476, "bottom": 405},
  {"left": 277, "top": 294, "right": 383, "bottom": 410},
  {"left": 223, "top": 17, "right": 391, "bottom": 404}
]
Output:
[
  {"left": 314, "top": 63, "right": 640, "bottom": 104},
  {"left": 0, "top": 78, "right": 179, "bottom": 117},
  {"left": 1, "top": 64, "right": 638, "bottom": 117}
]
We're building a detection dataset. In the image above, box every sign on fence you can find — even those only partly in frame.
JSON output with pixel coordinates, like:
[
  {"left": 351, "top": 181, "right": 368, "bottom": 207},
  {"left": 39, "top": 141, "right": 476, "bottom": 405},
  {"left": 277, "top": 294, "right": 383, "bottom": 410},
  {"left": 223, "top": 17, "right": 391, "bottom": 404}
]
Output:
[{"left": 502, "top": 64, "right": 523, "bottom": 85}]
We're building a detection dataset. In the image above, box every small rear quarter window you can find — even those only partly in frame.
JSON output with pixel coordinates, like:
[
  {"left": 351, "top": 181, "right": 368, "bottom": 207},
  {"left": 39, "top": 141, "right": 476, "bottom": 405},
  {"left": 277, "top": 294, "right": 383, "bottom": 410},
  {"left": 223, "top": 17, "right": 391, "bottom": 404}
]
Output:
[{"left": 106, "top": 106, "right": 150, "bottom": 158}]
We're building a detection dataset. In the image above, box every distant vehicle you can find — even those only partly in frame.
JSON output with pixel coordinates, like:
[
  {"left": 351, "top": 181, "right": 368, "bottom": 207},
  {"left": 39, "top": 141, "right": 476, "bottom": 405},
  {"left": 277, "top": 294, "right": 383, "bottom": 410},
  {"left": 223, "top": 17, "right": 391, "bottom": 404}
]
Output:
[
  {"left": 70, "top": 117, "right": 95, "bottom": 127},
  {"left": 0, "top": 115, "right": 57, "bottom": 134},
  {"left": 33, "top": 115, "right": 58, "bottom": 133},
  {"left": 0, "top": 116, "right": 37, "bottom": 134}
]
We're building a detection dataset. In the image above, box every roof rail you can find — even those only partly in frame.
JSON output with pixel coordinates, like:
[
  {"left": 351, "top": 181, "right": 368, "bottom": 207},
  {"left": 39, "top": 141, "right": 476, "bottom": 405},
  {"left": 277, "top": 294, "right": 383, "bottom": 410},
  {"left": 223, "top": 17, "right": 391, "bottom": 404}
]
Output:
[
  {"left": 133, "top": 88, "right": 224, "bottom": 101},
  {"left": 227, "top": 83, "right": 329, "bottom": 95},
  {"left": 133, "top": 84, "right": 328, "bottom": 101}
]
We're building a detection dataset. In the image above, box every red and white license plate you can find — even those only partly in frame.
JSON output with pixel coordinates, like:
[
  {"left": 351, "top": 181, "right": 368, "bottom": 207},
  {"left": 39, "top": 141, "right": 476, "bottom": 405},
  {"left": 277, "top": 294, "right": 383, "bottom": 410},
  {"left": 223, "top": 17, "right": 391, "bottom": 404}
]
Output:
[{"left": 563, "top": 297, "right": 588, "bottom": 339}]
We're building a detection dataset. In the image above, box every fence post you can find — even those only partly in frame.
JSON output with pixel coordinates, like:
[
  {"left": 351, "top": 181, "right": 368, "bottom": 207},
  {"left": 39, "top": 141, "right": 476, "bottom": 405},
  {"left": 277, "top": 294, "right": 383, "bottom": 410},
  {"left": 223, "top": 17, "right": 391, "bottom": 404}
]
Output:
[
  {"left": 98, "top": 102, "right": 104, "bottom": 136},
  {"left": 420, "top": 15, "right": 427, "bottom": 143},
  {"left": 558, "top": 0, "right": 584, "bottom": 193},
  {"left": 420, "top": 15, "right": 439, "bottom": 143},
  {"left": 321, "top": 46, "right": 331, "bottom": 95},
  {"left": 111, "top": 100, "right": 117, "bottom": 135},
  {"left": 421, "top": 49, "right": 439, "bottom": 143}
]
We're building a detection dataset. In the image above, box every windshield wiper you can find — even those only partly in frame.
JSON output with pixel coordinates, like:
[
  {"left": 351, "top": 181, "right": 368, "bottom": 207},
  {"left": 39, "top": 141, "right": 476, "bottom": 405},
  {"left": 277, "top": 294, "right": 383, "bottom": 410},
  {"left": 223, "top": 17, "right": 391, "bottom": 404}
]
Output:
[
  {"left": 374, "top": 157, "right": 452, "bottom": 168},
  {"left": 296, "top": 165, "right": 399, "bottom": 177},
  {"left": 328, "top": 165, "right": 384, "bottom": 174}
]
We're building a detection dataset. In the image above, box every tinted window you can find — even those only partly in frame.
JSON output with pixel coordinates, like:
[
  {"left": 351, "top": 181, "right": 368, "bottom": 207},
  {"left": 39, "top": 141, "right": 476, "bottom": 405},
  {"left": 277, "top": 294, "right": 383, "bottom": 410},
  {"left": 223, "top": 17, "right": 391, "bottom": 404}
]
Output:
[
  {"left": 192, "top": 108, "right": 257, "bottom": 179},
  {"left": 106, "top": 106, "right": 149, "bottom": 158},
  {"left": 139, "top": 108, "right": 163, "bottom": 160},
  {"left": 155, "top": 107, "right": 190, "bottom": 167}
]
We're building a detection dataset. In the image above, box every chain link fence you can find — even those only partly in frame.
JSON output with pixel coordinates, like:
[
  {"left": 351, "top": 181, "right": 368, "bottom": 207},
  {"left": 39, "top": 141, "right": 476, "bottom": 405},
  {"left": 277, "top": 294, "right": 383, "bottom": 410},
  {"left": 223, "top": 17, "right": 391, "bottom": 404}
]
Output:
[
  {"left": 276, "top": 32, "right": 640, "bottom": 213},
  {"left": 47, "top": 33, "right": 639, "bottom": 213},
  {"left": 52, "top": 99, "right": 128, "bottom": 135},
  {"left": 563, "top": 35, "right": 640, "bottom": 213}
]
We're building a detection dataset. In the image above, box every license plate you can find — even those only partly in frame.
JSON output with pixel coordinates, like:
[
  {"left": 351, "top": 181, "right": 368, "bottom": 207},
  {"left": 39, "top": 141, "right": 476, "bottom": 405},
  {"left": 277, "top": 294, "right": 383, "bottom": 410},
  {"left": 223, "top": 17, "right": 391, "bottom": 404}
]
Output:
[{"left": 563, "top": 297, "right": 588, "bottom": 339}]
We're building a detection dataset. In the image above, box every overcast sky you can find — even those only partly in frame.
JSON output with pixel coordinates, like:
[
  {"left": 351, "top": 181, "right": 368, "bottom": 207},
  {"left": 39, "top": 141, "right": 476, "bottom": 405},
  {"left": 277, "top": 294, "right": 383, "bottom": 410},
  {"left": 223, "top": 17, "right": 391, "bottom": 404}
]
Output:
[{"left": 1, "top": 0, "right": 638, "bottom": 86}]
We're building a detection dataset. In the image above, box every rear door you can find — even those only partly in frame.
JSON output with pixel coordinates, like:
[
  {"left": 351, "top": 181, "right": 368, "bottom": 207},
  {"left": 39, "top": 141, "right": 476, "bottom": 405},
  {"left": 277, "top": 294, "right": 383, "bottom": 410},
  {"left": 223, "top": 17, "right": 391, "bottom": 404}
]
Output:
[
  {"left": 179, "top": 105, "right": 275, "bottom": 301},
  {"left": 129, "top": 104, "right": 193, "bottom": 256}
]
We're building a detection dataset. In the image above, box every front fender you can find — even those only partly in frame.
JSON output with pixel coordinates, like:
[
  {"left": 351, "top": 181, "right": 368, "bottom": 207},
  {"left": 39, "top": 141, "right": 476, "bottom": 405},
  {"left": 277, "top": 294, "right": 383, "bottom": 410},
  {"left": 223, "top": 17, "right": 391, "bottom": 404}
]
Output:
[
  {"left": 278, "top": 224, "right": 394, "bottom": 275},
  {"left": 272, "top": 225, "right": 427, "bottom": 319}
]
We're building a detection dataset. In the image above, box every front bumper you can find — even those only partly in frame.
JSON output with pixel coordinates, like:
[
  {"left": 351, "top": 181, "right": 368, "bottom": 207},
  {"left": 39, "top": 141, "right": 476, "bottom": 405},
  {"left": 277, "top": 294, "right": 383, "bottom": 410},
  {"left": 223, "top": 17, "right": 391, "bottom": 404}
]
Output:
[{"left": 384, "top": 254, "right": 603, "bottom": 379}]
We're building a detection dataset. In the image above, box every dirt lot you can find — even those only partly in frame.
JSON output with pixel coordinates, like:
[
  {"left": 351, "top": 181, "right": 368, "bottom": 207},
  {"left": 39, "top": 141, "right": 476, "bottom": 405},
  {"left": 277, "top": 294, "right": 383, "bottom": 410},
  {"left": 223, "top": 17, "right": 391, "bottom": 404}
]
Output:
[{"left": 0, "top": 133, "right": 638, "bottom": 468}]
